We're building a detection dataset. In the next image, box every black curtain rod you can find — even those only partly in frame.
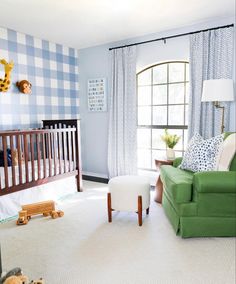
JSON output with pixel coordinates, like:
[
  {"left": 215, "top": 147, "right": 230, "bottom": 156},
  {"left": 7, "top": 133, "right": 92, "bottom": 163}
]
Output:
[{"left": 109, "top": 23, "right": 234, "bottom": 51}]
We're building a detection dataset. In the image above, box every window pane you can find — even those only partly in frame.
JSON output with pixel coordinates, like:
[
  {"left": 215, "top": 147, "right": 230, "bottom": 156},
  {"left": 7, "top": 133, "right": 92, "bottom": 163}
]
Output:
[
  {"left": 152, "top": 129, "right": 166, "bottom": 149},
  {"left": 153, "top": 106, "right": 167, "bottom": 125},
  {"left": 169, "top": 83, "right": 184, "bottom": 104},
  {"left": 168, "top": 105, "right": 184, "bottom": 125},
  {"left": 169, "top": 63, "right": 185, "bottom": 82},
  {"left": 138, "top": 86, "right": 151, "bottom": 105},
  {"left": 153, "top": 85, "right": 167, "bottom": 105},
  {"left": 153, "top": 64, "right": 167, "bottom": 84},
  {"left": 185, "top": 82, "right": 189, "bottom": 104},
  {"left": 184, "top": 130, "right": 188, "bottom": 150},
  {"left": 137, "top": 128, "right": 151, "bottom": 148},
  {"left": 138, "top": 149, "right": 151, "bottom": 169},
  {"left": 138, "top": 106, "right": 151, "bottom": 125},
  {"left": 185, "top": 105, "right": 188, "bottom": 125},
  {"left": 175, "top": 151, "right": 183, "bottom": 158},
  {"left": 138, "top": 70, "right": 151, "bottom": 86},
  {"left": 152, "top": 150, "right": 167, "bottom": 163},
  {"left": 186, "top": 63, "right": 189, "bottom": 82}
]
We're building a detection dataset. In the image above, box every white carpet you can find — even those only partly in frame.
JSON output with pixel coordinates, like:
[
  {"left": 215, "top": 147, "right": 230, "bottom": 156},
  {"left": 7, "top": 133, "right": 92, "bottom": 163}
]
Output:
[{"left": 0, "top": 181, "right": 235, "bottom": 284}]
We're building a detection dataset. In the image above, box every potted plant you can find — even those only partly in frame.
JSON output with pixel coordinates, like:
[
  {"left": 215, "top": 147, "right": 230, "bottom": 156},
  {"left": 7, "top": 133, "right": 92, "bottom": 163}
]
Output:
[{"left": 161, "top": 129, "right": 181, "bottom": 160}]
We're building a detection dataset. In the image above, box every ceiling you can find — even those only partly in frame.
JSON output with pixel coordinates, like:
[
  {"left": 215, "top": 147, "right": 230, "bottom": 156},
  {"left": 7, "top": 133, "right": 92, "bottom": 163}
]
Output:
[{"left": 0, "top": 0, "right": 234, "bottom": 49}]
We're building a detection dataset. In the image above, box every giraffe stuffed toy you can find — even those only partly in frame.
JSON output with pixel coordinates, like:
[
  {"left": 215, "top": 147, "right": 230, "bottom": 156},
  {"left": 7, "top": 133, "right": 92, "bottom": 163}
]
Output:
[{"left": 0, "top": 59, "right": 14, "bottom": 92}]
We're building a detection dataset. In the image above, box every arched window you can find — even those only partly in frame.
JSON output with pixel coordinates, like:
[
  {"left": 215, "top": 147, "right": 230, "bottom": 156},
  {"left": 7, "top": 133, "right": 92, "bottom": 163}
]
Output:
[{"left": 137, "top": 61, "right": 189, "bottom": 170}]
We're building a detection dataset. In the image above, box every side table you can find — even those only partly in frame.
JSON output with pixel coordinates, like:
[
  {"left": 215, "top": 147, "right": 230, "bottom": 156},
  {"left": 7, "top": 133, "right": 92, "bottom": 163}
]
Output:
[{"left": 154, "top": 159, "right": 173, "bottom": 204}]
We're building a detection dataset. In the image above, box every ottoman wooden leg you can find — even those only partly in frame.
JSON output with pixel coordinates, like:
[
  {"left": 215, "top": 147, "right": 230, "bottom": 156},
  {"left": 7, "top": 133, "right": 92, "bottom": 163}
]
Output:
[
  {"left": 107, "top": 192, "right": 112, "bottom": 223},
  {"left": 146, "top": 207, "right": 149, "bottom": 215},
  {"left": 138, "top": 195, "right": 142, "bottom": 226}
]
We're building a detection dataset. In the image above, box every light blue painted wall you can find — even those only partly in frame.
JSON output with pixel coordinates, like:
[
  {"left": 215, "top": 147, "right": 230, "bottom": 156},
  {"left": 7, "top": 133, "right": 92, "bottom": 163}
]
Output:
[{"left": 79, "top": 16, "right": 235, "bottom": 177}]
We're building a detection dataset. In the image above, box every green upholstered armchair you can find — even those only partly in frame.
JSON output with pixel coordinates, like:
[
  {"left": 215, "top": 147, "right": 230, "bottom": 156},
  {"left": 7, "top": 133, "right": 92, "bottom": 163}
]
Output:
[{"left": 160, "top": 133, "right": 236, "bottom": 238}]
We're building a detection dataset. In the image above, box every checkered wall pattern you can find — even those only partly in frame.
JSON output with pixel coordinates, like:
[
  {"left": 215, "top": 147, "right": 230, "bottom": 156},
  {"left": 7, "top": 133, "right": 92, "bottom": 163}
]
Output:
[{"left": 0, "top": 27, "right": 79, "bottom": 130}]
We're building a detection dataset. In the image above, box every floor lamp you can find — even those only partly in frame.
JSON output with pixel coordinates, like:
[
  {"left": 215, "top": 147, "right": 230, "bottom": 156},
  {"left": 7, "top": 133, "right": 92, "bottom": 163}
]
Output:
[{"left": 201, "top": 79, "right": 234, "bottom": 133}]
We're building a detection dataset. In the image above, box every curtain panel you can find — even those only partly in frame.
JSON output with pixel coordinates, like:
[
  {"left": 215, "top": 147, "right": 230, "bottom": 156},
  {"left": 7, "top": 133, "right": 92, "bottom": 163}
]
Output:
[
  {"left": 188, "top": 27, "right": 234, "bottom": 139},
  {"left": 108, "top": 47, "right": 137, "bottom": 178}
]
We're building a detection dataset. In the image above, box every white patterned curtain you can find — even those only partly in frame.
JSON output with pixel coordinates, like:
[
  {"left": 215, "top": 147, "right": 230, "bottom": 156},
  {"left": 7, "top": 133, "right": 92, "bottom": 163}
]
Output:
[
  {"left": 188, "top": 27, "right": 234, "bottom": 139},
  {"left": 108, "top": 47, "right": 137, "bottom": 178}
]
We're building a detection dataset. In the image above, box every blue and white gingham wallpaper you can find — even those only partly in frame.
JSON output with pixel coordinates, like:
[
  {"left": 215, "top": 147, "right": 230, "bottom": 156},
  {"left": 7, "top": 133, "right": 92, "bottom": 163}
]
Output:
[{"left": 0, "top": 27, "right": 79, "bottom": 130}]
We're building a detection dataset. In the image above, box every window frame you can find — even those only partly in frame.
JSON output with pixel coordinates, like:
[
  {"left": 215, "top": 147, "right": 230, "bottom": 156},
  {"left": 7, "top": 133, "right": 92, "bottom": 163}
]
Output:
[{"left": 137, "top": 61, "right": 189, "bottom": 171}]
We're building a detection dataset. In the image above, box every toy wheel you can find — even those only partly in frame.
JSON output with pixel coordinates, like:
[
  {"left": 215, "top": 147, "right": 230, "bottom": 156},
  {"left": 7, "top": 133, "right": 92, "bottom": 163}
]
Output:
[
  {"left": 43, "top": 213, "right": 50, "bottom": 217},
  {"left": 51, "top": 211, "right": 58, "bottom": 219},
  {"left": 57, "top": 210, "right": 64, "bottom": 217},
  {"left": 27, "top": 216, "right": 31, "bottom": 220}
]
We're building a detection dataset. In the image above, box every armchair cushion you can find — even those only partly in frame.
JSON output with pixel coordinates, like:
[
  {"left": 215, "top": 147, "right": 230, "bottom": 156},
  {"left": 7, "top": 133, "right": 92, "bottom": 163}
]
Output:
[
  {"left": 194, "top": 171, "right": 236, "bottom": 193},
  {"left": 160, "top": 165, "right": 194, "bottom": 203},
  {"left": 217, "top": 133, "right": 236, "bottom": 171}
]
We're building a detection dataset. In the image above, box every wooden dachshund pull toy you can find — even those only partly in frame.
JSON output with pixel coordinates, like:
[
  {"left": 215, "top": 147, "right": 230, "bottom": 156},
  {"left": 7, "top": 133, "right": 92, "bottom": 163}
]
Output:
[{"left": 17, "top": 200, "right": 64, "bottom": 225}]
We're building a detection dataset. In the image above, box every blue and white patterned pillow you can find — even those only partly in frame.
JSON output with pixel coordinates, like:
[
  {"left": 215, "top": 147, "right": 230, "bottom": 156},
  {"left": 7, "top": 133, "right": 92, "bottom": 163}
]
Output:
[{"left": 179, "top": 133, "right": 224, "bottom": 172}]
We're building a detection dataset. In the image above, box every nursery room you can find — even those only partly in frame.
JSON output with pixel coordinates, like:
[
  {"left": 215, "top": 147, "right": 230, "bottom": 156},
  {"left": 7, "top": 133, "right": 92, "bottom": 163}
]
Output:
[{"left": 0, "top": 0, "right": 235, "bottom": 283}]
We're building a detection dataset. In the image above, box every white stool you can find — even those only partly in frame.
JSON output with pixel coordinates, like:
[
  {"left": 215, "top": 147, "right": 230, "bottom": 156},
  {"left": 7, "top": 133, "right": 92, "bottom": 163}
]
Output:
[{"left": 107, "top": 175, "right": 150, "bottom": 226}]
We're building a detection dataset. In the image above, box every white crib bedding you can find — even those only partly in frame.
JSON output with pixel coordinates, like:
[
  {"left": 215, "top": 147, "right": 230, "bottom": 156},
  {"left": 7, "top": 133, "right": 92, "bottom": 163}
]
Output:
[
  {"left": 0, "top": 175, "right": 77, "bottom": 221},
  {"left": 0, "top": 159, "right": 75, "bottom": 189}
]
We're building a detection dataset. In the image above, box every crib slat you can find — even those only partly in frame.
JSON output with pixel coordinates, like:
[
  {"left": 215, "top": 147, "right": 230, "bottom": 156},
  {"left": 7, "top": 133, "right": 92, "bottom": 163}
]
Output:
[
  {"left": 53, "top": 132, "right": 57, "bottom": 176},
  {"left": 30, "top": 134, "right": 35, "bottom": 181},
  {"left": 23, "top": 134, "right": 29, "bottom": 183},
  {"left": 63, "top": 130, "right": 67, "bottom": 173},
  {"left": 68, "top": 129, "right": 72, "bottom": 172},
  {"left": 58, "top": 131, "right": 62, "bottom": 175},
  {"left": 42, "top": 134, "right": 47, "bottom": 178},
  {"left": 48, "top": 132, "right": 52, "bottom": 177},
  {"left": 36, "top": 134, "right": 41, "bottom": 180},
  {"left": 72, "top": 130, "right": 76, "bottom": 171},
  {"left": 17, "top": 135, "right": 23, "bottom": 184},
  {"left": 10, "top": 135, "right": 16, "bottom": 186},
  {"left": 2, "top": 136, "right": 9, "bottom": 189}
]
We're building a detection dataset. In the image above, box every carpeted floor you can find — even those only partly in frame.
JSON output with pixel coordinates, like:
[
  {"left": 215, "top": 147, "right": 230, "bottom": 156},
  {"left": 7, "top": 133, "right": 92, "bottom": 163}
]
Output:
[{"left": 0, "top": 181, "right": 235, "bottom": 284}]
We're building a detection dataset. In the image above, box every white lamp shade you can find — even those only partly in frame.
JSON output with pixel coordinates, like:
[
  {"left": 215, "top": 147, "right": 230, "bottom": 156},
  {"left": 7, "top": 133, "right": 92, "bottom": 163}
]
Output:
[{"left": 201, "top": 79, "right": 234, "bottom": 102}]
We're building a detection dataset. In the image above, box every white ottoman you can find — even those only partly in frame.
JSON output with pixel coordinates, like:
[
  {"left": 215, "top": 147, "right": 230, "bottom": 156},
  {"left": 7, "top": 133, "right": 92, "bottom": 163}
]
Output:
[{"left": 107, "top": 175, "right": 150, "bottom": 226}]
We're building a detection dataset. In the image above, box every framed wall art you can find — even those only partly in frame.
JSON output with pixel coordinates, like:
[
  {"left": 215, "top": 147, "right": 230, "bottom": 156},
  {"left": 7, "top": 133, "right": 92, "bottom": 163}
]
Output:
[{"left": 88, "top": 78, "right": 107, "bottom": 112}]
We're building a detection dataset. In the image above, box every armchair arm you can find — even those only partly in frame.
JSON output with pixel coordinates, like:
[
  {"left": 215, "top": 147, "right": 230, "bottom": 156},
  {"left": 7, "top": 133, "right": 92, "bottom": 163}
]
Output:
[
  {"left": 173, "top": 157, "right": 183, "bottom": 168},
  {"left": 194, "top": 171, "right": 236, "bottom": 193}
]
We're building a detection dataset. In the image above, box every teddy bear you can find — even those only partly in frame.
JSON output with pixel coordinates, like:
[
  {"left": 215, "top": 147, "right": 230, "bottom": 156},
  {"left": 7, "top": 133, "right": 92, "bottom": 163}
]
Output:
[
  {"left": 3, "top": 275, "right": 28, "bottom": 284},
  {"left": 11, "top": 149, "right": 24, "bottom": 166},
  {"left": 0, "top": 267, "right": 44, "bottom": 284},
  {"left": 0, "top": 267, "right": 25, "bottom": 284},
  {"left": 29, "top": 279, "right": 45, "bottom": 284}
]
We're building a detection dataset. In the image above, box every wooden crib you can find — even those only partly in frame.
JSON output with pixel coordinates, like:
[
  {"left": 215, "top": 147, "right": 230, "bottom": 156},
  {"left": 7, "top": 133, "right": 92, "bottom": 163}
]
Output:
[{"left": 0, "top": 119, "right": 82, "bottom": 197}]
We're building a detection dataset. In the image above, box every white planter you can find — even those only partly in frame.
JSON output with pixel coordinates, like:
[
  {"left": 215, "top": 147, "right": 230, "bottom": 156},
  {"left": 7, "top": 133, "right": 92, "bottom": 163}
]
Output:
[{"left": 166, "top": 148, "right": 175, "bottom": 160}]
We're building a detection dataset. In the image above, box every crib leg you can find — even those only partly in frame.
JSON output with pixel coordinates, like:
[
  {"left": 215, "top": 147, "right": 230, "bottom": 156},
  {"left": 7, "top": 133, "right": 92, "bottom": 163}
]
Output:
[{"left": 76, "top": 174, "right": 82, "bottom": 192}]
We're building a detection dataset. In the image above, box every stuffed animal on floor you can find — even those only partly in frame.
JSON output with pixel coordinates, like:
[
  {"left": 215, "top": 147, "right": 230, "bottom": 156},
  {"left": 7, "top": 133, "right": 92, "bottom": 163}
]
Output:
[
  {"left": 30, "top": 279, "right": 45, "bottom": 284},
  {"left": 0, "top": 267, "right": 28, "bottom": 284},
  {"left": 3, "top": 275, "right": 28, "bottom": 284},
  {"left": 0, "top": 268, "right": 44, "bottom": 284}
]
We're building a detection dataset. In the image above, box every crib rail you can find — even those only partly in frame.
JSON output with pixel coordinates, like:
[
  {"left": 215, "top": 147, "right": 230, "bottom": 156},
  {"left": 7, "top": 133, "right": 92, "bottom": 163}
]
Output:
[{"left": 0, "top": 127, "right": 77, "bottom": 196}]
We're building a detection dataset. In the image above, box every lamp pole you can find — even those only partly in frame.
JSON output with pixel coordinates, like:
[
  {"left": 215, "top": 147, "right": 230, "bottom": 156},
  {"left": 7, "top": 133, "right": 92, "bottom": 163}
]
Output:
[{"left": 214, "top": 101, "right": 225, "bottom": 133}]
